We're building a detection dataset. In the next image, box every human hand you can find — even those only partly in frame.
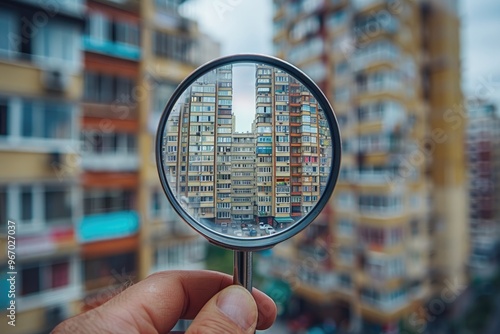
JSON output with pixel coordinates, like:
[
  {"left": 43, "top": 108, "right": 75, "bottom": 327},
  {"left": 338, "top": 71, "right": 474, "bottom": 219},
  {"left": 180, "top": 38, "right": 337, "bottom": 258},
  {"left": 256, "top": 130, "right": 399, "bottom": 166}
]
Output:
[{"left": 52, "top": 270, "right": 277, "bottom": 334}]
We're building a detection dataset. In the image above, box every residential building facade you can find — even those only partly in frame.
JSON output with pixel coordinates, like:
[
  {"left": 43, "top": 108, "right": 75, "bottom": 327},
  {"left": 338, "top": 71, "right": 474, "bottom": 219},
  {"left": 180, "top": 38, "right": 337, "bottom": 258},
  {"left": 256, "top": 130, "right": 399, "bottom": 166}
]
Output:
[
  {"left": 467, "top": 100, "right": 500, "bottom": 280},
  {"left": 0, "top": 1, "right": 85, "bottom": 332},
  {"left": 138, "top": 0, "right": 219, "bottom": 280},
  {"left": 269, "top": 0, "right": 465, "bottom": 332},
  {"left": 79, "top": 0, "right": 141, "bottom": 310}
]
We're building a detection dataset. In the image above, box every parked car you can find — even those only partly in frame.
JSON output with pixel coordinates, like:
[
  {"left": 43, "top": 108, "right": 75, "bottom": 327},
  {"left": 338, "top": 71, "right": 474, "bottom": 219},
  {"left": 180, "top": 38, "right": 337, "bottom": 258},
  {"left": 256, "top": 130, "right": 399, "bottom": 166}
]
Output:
[{"left": 266, "top": 227, "right": 276, "bottom": 234}]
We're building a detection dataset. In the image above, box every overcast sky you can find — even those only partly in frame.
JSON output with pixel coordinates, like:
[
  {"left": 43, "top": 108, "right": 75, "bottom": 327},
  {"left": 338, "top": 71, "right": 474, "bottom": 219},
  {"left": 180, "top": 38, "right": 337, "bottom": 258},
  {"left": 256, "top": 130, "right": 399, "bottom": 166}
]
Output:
[{"left": 182, "top": 0, "right": 500, "bottom": 107}]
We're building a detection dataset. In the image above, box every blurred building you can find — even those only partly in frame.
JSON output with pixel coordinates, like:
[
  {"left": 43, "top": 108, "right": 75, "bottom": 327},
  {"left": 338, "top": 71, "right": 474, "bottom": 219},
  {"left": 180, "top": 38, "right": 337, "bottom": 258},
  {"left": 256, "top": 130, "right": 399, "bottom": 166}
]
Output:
[
  {"left": 1, "top": 0, "right": 219, "bottom": 333},
  {"left": 0, "top": 0, "right": 85, "bottom": 333},
  {"left": 466, "top": 100, "right": 500, "bottom": 280},
  {"left": 137, "top": 0, "right": 219, "bottom": 280},
  {"left": 79, "top": 0, "right": 141, "bottom": 310},
  {"left": 269, "top": 0, "right": 466, "bottom": 333}
]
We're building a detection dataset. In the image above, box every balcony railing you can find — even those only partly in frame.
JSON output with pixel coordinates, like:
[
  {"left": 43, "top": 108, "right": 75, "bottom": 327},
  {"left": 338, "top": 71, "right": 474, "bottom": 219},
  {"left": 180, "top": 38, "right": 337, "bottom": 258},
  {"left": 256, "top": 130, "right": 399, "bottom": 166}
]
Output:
[
  {"left": 352, "top": 46, "right": 399, "bottom": 71},
  {"left": 79, "top": 210, "right": 139, "bottom": 243},
  {"left": 83, "top": 36, "right": 141, "bottom": 61},
  {"left": 82, "top": 153, "right": 139, "bottom": 171}
]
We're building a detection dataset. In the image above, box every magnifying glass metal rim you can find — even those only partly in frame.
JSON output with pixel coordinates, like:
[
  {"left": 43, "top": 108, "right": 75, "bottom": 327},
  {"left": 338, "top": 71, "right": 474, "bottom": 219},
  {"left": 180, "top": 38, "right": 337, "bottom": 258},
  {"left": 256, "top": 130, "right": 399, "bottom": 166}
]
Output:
[{"left": 156, "top": 53, "right": 341, "bottom": 251}]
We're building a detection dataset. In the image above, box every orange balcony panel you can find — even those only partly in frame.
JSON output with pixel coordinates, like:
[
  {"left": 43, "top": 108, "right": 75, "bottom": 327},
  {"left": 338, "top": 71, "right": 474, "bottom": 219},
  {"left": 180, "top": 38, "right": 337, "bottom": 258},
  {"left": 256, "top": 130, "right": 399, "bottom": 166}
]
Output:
[
  {"left": 82, "top": 115, "right": 138, "bottom": 132},
  {"left": 82, "top": 234, "right": 139, "bottom": 259},
  {"left": 82, "top": 171, "right": 138, "bottom": 189}
]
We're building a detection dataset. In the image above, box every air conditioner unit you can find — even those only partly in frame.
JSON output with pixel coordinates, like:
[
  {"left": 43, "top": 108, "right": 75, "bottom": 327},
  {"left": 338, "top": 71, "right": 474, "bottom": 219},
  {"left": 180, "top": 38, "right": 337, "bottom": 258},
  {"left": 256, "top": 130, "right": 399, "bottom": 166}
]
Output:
[{"left": 42, "top": 69, "right": 69, "bottom": 92}]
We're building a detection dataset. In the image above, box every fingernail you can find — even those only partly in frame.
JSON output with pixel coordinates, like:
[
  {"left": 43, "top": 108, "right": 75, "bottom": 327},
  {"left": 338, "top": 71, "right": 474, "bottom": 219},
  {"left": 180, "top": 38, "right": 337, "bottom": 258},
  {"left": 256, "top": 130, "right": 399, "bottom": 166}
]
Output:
[{"left": 216, "top": 286, "right": 256, "bottom": 331}]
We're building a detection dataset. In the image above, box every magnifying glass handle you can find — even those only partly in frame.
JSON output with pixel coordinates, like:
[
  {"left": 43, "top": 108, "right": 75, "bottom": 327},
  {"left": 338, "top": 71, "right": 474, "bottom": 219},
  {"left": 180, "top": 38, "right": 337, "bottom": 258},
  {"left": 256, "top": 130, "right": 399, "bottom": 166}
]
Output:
[{"left": 233, "top": 250, "right": 253, "bottom": 292}]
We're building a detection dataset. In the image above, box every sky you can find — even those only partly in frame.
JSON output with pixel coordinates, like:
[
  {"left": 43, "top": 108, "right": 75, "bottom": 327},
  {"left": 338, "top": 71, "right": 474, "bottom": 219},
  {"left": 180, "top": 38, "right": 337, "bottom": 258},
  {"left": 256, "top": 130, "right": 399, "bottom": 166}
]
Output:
[{"left": 182, "top": 0, "right": 500, "bottom": 108}]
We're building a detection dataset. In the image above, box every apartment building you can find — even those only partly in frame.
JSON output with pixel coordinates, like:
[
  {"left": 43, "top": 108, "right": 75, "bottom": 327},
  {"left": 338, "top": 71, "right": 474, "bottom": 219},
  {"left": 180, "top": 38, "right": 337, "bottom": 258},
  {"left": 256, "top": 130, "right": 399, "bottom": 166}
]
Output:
[
  {"left": 138, "top": 0, "right": 219, "bottom": 279},
  {"left": 270, "top": 0, "right": 465, "bottom": 332},
  {"left": 231, "top": 132, "right": 256, "bottom": 223},
  {"left": 79, "top": 0, "right": 141, "bottom": 308},
  {"left": 254, "top": 65, "right": 328, "bottom": 227},
  {"left": 467, "top": 101, "right": 500, "bottom": 280},
  {"left": 0, "top": 1, "right": 84, "bottom": 333}
]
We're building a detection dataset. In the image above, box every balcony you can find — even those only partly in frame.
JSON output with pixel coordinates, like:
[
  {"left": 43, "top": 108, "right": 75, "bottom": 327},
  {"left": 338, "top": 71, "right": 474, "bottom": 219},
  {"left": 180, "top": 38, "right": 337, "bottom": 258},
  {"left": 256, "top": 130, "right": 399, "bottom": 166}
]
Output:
[
  {"left": 357, "top": 76, "right": 405, "bottom": 97},
  {"left": 82, "top": 153, "right": 139, "bottom": 171},
  {"left": 19, "top": 0, "right": 85, "bottom": 18},
  {"left": 352, "top": 43, "right": 399, "bottom": 71},
  {"left": 83, "top": 36, "right": 141, "bottom": 61},
  {"left": 79, "top": 211, "right": 139, "bottom": 243}
]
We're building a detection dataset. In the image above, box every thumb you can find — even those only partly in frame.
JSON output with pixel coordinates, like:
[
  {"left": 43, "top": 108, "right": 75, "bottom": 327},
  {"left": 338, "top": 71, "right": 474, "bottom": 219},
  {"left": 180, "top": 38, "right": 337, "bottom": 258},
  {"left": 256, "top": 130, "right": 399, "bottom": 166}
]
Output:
[{"left": 186, "top": 285, "right": 258, "bottom": 334}]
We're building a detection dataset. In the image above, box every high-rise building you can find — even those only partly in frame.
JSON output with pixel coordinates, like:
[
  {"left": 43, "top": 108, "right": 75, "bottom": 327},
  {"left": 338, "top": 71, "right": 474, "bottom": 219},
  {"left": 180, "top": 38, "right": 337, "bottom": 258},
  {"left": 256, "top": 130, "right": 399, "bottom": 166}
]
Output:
[
  {"left": 270, "top": 0, "right": 466, "bottom": 332},
  {"left": 161, "top": 63, "right": 328, "bottom": 237},
  {"left": 138, "top": 0, "right": 220, "bottom": 281},
  {"left": 254, "top": 65, "right": 328, "bottom": 227},
  {"left": 79, "top": 0, "right": 141, "bottom": 310},
  {"left": 0, "top": 1, "right": 84, "bottom": 333},
  {"left": 231, "top": 132, "right": 256, "bottom": 223},
  {"left": 466, "top": 100, "right": 500, "bottom": 280}
]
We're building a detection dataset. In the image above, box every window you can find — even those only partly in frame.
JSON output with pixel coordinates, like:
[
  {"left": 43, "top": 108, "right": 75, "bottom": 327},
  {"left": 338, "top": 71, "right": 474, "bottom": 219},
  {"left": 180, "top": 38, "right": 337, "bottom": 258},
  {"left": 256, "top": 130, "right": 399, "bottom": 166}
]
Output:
[
  {"left": 20, "top": 186, "right": 33, "bottom": 222},
  {"left": 21, "top": 259, "right": 70, "bottom": 296},
  {"left": 84, "top": 189, "right": 133, "bottom": 215},
  {"left": 84, "top": 72, "right": 136, "bottom": 104},
  {"left": 276, "top": 156, "right": 289, "bottom": 162},
  {"left": 22, "top": 101, "right": 73, "bottom": 140},
  {"left": 256, "top": 146, "right": 272, "bottom": 154},
  {"left": 152, "top": 83, "right": 176, "bottom": 114},
  {"left": 217, "top": 202, "right": 230, "bottom": 209},
  {"left": 0, "top": 186, "right": 6, "bottom": 227},
  {"left": 276, "top": 146, "right": 289, "bottom": 152},
  {"left": 44, "top": 187, "right": 72, "bottom": 221},
  {"left": 339, "top": 247, "right": 354, "bottom": 265},
  {"left": 358, "top": 194, "right": 403, "bottom": 213},
  {"left": 276, "top": 196, "right": 290, "bottom": 203},
  {"left": 115, "top": 21, "right": 140, "bottom": 46},
  {"left": 154, "top": 31, "right": 193, "bottom": 63},
  {"left": 338, "top": 219, "right": 355, "bottom": 237},
  {"left": 82, "top": 131, "right": 137, "bottom": 155},
  {"left": 258, "top": 136, "right": 272, "bottom": 143},
  {"left": 0, "top": 11, "right": 17, "bottom": 57},
  {"left": 276, "top": 125, "right": 289, "bottom": 133},
  {"left": 87, "top": 12, "right": 109, "bottom": 42},
  {"left": 276, "top": 135, "right": 289, "bottom": 142},
  {"left": 258, "top": 176, "right": 272, "bottom": 183},
  {"left": 258, "top": 205, "right": 271, "bottom": 213},
  {"left": 0, "top": 100, "right": 7, "bottom": 136},
  {"left": 257, "top": 106, "right": 271, "bottom": 114},
  {"left": 39, "top": 21, "right": 80, "bottom": 67}
]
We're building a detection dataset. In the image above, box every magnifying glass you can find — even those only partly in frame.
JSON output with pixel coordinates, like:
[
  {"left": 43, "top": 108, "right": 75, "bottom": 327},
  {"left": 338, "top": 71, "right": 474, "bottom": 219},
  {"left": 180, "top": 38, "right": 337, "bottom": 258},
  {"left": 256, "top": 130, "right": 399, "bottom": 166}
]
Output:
[{"left": 156, "top": 54, "right": 341, "bottom": 293}]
